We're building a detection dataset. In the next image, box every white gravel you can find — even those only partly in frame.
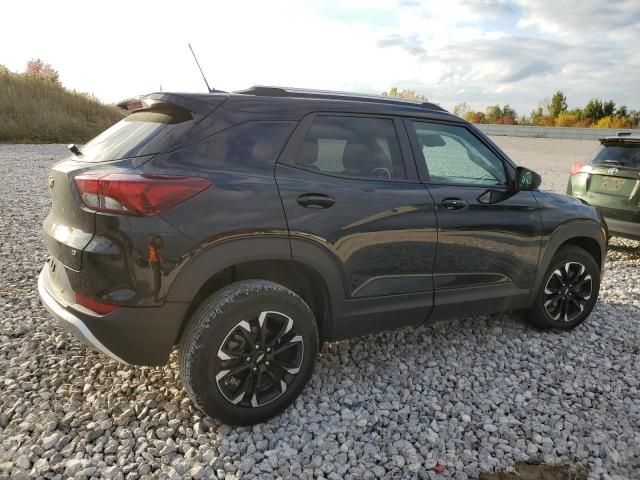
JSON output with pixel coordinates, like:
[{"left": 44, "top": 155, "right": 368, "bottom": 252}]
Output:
[{"left": 1, "top": 140, "right": 639, "bottom": 480}]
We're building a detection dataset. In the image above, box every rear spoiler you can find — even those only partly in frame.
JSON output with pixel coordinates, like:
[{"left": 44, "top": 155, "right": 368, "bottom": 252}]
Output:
[
  {"left": 599, "top": 131, "right": 640, "bottom": 144},
  {"left": 116, "top": 92, "right": 228, "bottom": 116},
  {"left": 116, "top": 98, "right": 145, "bottom": 111},
  {"left": 600, "top": 136, "right": 640, "bottom": 145}
]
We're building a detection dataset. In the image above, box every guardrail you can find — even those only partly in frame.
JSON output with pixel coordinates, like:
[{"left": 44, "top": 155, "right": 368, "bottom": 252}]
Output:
[{"left": 475, "top": 124, "right": 640, "bottom": 140}]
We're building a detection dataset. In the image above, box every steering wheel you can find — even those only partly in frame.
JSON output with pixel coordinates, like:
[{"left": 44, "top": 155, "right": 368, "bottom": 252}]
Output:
[{"left": 371, "top": 167, "right": 391, "bottom": 180}]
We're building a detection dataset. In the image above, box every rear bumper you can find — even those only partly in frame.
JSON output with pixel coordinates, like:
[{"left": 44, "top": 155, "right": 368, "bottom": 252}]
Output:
[
  {"left": 38, "top": 266, "right": 189, "bottom": 366},
  {"left": 604, "top": 217, "right": 640, "bottom": 240},
  {"left": 38, "top": 271, "right": 129, "bottom": 363}
]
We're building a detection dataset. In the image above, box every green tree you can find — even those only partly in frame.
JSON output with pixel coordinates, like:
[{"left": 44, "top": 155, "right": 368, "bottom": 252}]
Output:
[
  {"left": 530, "top": 106, "right": 545, "bottom": 125},
  {"left": 615, "top": 105, "right": 628, "bottom": 117},
  {"left": 382, "top": 87, "right": 428, "bottom": 102},
  {"left": 453, "top": 102, "right": 471, "bottom": 118},
  {"left": 603, "top": 100, "right": 616, "bottom": 117},
  {"left": 569, "top": 108, "right": 585, "bottom": 119},
  {"left": 519, "top": 114, "right": 532, "bottom": 125},
  {"left": 385, "top": 87, "right": 399, "bottom": 97},
  {"left": 502, "top": 104, "right": 517, "bottom": 119},
  {"left": 485, "top": 104, "right": 503, "bottom": 123},
  {"left": 548, "top": 90, "right": 568, "bottom": 117},
  {"left": 583, "top": 99, "right": 604, "bottom": 121}
]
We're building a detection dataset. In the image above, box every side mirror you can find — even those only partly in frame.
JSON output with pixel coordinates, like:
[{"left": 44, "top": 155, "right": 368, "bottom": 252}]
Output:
[{"left": 515, "top": 167, "right": 542, "bottom": 191}]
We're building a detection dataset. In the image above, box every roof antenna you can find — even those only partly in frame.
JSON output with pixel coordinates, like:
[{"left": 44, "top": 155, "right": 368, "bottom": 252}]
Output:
[{"left": 188, "top": 43, "right": 213, "bottom": 93}]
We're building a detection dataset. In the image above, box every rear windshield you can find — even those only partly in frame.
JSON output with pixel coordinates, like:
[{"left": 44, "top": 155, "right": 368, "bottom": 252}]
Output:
[
  {"left": 79, "top": 105, "right": 195, "bottom": 162},
  {"left": 591, "top": 144, "right": 640, "bottom": 169}
]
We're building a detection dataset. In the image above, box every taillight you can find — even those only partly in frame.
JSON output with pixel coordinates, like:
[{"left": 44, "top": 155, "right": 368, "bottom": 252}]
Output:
[
  {"left": 74, "top": 173, "right": 210, "bottom": 216},
  {"left": 571, "top": 163, "right": 593, "bottom": 176},
  {"left": 75, "top": 292, "right": 119, "bottom": 315}
]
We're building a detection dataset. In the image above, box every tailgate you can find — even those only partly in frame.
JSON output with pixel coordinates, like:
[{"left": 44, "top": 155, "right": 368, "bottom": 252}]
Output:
[
  {"left": 43, "top": 159, "right": 96, "bottom": 270},
  {"left": 585, "top": 165, "right": 640, "bottom": 215},
  {"left": 43, "top": 155, "right": 150, "bottom": 270},
  {"left": 42, "top": 94, "right": 224, "bottom": 270}
]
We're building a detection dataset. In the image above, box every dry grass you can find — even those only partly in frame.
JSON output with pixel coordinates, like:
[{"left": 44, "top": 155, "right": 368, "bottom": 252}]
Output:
[{"left": 0, "top": 70, "right": 124, "bottom": 143}]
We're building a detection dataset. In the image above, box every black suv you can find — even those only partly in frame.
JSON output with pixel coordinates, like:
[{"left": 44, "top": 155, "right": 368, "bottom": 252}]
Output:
[{"left": 39, "top": 86, "right": 607, "bottom": 425}]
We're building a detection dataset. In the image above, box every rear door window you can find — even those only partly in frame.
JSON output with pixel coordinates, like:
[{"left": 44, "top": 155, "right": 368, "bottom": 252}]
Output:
[
  {"left": 79, "top": 103, "right": 196, "bottom": 162},
  {"left": 290, "top": 115, "right": 406, "bottom": 180},
  {"left": 591, "top": 144, "right": 640, "bottom": 169}
]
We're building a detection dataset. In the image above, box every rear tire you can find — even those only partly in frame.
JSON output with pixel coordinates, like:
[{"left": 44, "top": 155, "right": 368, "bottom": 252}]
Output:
[
  {"left": 179, "top": 280, "right": 318, "bottom": 425},
  {"left": 526, "top": 245, "right": 600, "bottom": 330}
]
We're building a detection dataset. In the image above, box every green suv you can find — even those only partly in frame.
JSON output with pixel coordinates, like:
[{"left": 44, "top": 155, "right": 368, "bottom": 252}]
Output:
[{"left": 568, "top": 133, "right": 640, "bottom": 240}]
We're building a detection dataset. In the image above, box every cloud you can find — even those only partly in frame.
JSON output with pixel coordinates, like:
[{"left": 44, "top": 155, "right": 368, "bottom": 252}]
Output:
[
  {"left": 461, "top": 0, "right": 515, "bottom": 18},
  {"left": 377, "top": 34, "right": 426, "bottom": 56},
  {"left": 1, "top": 0, "right": 638, "bottom": 116},
  {"left": 518, "top": 0, "right": 640, "bottom": 39},
  {"left": 501, "top": 60, "right": 555, "bottom": 83},
  {"left": 368, "top": 0, "right": 640, "bottom": 112}
]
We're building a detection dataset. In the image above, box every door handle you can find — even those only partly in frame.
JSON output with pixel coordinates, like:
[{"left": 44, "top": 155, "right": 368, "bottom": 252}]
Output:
[
  {"left": 441, "top": 198, "right": 468, "bottom": 210},
  {"left": 297, "top": 193, "right": 335, "bottom": 209}
]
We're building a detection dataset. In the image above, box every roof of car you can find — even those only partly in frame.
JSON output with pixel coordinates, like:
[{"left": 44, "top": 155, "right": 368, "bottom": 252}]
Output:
[
  {"left": 233, "top": 85, "right": 446, "bottom": 111},
  {"left": 137, "top": 87, "right": 460, "bottom": 122},
  {"left": 225, "top": 86, "right": 459, "bottom": 122},
  {"left": 600, "top": 132, "right": 640, "bottom": 144}
]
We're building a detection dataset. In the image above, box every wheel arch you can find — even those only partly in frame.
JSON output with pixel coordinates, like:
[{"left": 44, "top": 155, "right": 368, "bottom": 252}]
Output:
[
  {"left": 528, "top": 220, "right": 607, "bottom": 305},
  {"left": 167, "top": 236, "right": 343, "bottom": 344}
]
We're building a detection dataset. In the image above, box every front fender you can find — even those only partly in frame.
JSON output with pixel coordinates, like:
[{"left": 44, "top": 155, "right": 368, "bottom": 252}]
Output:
[{"left": 527, "top": 219, "right": 607, "bottom": 306}]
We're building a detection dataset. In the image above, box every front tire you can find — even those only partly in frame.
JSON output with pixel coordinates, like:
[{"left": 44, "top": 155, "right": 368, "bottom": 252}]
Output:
[
  {"left": 526, "top": 245, "right": 600, "bottom": 330},
  {"left": 179, "top": 280, "right": 318, "bottom": 425}
]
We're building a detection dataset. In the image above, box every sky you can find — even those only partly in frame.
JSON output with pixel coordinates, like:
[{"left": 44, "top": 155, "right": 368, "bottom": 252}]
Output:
[{"left": 2, "top": 0, "right": 639, "bottom": 115}]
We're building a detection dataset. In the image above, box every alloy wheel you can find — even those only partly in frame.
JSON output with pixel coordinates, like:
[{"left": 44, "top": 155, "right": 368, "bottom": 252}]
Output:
[
  {"left": 543, "top": 262, "right": 593, "bottom": 322},
  {"left": 214, "top": 311, "right": 304, "bottom": 407}
]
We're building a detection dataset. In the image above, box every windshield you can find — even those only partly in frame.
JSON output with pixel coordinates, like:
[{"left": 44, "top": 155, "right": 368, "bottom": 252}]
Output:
[
  {"left": 79, "top": 105, "right": 195, "bottom": 162},
  {"left": 591, "top": 144, "right": 640, "bottom": 169}
]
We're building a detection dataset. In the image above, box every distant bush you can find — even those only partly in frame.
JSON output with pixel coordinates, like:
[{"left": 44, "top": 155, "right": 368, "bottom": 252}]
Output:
[
  {"left": 462, "top": 105, "right": 516, "bottom": 125},
  {"left": 465, "top": 111, "right": 486, "bottom": 123},
  {"left": 556, "top": 112, "right": 579, "bottom": 127},
  {"left": 0, "top": 66, "right": 124, "bottom": 143},
  {"left": 538, "top": 116, "right": 556, "bottom": 127},
  {"left": 573, "top": 118, "right": 593, "bottom": 128},
  {"left": 593, "top": 116, "right": 632, "bottom": 129}
]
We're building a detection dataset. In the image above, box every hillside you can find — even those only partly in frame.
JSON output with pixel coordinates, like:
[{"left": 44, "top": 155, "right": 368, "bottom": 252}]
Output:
[{"left": 0, "top": 69, "right": 124, "bottom": 143}]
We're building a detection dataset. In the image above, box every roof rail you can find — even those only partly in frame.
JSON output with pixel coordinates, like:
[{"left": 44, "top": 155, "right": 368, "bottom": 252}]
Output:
[
  {"left": 600, "top": 134, "right": 640, "bottom": 144},
  {"left": 233, "top": 85, "right": 446, "bottom": 112}
]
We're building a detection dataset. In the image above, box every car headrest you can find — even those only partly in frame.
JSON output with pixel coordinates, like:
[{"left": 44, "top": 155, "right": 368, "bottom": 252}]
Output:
[
  {"left": 297, "top": 139, "right": 318, "bottom": 166},
  {"left": 343, "top": 141, "right": 376, "bottom": 171},
  {"left": 421, "top": 134, "right": 446, "bottom": 147}
]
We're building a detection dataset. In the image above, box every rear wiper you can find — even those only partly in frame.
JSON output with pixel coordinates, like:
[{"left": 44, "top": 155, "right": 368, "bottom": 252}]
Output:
[{"left": 67, "top": 144, "right": 82, "bottom": 156}]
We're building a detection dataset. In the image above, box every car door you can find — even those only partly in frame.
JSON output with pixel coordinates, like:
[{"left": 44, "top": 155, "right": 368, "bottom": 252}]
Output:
[
  {"left": 404, "top": 119, "right": 543, "bottom": 320},
  {"left": 275, "top": 113, "right": 438, "bottom": 338}
]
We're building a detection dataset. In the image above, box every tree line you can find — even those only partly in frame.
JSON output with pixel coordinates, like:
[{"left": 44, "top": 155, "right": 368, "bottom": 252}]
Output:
[
  {"left": 383, "top": 88, "right": 639, "bottom": 129},
  {"left": 453, "top": 91, "right": 640, "bottom": 128}
]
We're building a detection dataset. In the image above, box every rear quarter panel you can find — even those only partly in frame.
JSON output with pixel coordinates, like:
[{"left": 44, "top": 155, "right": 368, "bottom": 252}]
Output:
[{"left": 140, "top": 110, "right": 299, "bottom": 303}]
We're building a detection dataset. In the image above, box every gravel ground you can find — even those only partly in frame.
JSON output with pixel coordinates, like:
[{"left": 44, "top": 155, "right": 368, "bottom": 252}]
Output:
[{"left": 1, "top": 139, "right": 639, "bottom": 480}]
